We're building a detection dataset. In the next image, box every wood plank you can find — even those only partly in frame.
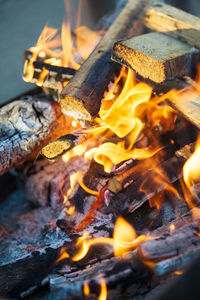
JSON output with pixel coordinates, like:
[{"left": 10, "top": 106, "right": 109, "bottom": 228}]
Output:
[
  {"left": 166, "top": 95, "right": 200, "bottom": 129},
  {"left": 60, "top": 0, "right": 153, "bottom": 122},
  {"left": 145, "top": 2, "right": 200, "bottom": 49},
  {"left": 112, "top": 32, "right": 194, "bottom": 83}
]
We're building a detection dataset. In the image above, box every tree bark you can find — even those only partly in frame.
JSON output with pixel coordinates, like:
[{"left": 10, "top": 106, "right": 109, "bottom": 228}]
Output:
[{"left": 0, "top": 94, "right": 73, "bottom": 176}]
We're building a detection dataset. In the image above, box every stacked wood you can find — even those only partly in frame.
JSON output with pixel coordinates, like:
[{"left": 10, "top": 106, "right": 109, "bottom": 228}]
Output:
[
  {"left": 0, "top": 94, "right": 76, "bottom": 176},
  {"left": 112, "top": 32, "right": 195, "bottom": 83},
  {"left": 145, "top": 2, "right": 200, "bottom": 49},
  {"left": 60, "top": 0, "right": 154, "bottom": 121}
]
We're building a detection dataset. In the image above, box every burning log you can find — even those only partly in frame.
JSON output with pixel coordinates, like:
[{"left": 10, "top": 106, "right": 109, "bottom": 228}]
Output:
[
  {"left": 41, "top": 128, "right": 86, "bottom": 160},
  {"left": 24, "top": 50, "right": 76, "bottom": 96},
  {"left": 138, "top": 223, "right": 200, "bottom": 261},
  {"left": 108, "top": 143, "right": 194, "bottom": 195},
  {"left": 145, "top": 2, "right": 200, "bottom": 49},
  {"left": 112, "top": 32, "right": 195, "bottom": 83},
  {"left": 50, "top": 255, "right": 153, "bottom": 300},
  {"left": 0, "top": 94, "right": 74, "bottom": 176},
  {"left": 60, "top": 0, "right": 153, "bottom": 121}
]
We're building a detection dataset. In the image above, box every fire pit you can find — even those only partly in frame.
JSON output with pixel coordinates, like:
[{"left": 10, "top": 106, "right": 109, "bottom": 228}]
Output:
[{"left": 1, "top": 1, "right": 200, "bottom": 299}]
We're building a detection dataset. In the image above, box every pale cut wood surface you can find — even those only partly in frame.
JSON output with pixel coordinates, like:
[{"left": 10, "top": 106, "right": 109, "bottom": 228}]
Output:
[
  {"left": 112, "top": 32, "right": 194, "bottom": 83},
  {"left": 145, "top": 2, "right": 200, "bottom": 48},
  {"left": 60, "top": 0, "right": 154, "bottom": 121},
  {"left": 167, "top": 95, "right": 200, "bottom": 129}
]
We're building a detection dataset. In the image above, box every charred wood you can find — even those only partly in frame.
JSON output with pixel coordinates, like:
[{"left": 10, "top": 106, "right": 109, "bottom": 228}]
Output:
[
  {"left": 41, "top": 128, "right": 86, "bottom": 160},
  {"left": 50, "top": 255, "right": 154, "bottom": 300},
  {"left": 0, "top": 94, "right": 73, "bottom": 176},
  {"left": 154, "top": 247, "right": 200, "bottom": 276},
  {"left": 60, "top": 0, "right": 152, "bottom": 121},
  {"left": 138, "top": 223, "right": 200, "bottom": 261}
]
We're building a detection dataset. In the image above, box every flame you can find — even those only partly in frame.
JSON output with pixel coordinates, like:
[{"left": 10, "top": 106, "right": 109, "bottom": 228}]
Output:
[
  {"left": 183, "top": 135, "right": 200, "bottom": 189},
  {"left": 84, "top": 68, "right": 174, "bottom": 173},
  {"left": 72, "top": 217, "right": 150, "bottom": 262},
  {"left": 64, "top": 171, "right": 80, "bottom": 203},
  {"left": 23, "top": 1, "right": 103, "bottom": 86},
  {"left": 62, "top": 143, "right": 87, "bottom": 163},
  {"left": 181, "top": 135, "right": 200, "bottom": 221},
  {"left": 169, "top": 224, "right": 175, "bottom": 231},
  {"left": 99, "top": 275, "right": 107, "bottom": 300},
  {"left": 56, "top": 248, "right": 69, "bottom": 263},
  {"left": 66, "top": 206, "right": 75, "bottom": 215},
  {"left": 83, "top": 281, "right": 90, "bottom": 296}
]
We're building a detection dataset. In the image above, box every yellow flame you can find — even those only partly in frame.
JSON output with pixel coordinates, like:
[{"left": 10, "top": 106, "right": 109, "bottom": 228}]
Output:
[
  {"left": 66, "top": 206, "right": 75, "bottom": 215},
  {"left": 99, "top": 275, "right": 107, "bottom": 300},
  {"left": 169, "top": 224, "right": 175, "bottom": 231},
  {"left": 23, "top": 1, "right": 103, "bottom": 86},
  {"left": 83, "top": 281, "right": 90, "bottom": 296},
  {"left": 56, "top": 248, "right": 69, "bottom": 263},
  {"left": 64, "top": 171, "right": 80, "bottom": 203},
  {"left": 72, "top": 217, "right": 150, "bottom": 262},
  {"left": 183, "top": 135, "right": 200, "bottom": 189}
]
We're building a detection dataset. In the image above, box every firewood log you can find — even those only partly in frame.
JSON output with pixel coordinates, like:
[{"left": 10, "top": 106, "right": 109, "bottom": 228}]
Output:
[
  {"left": 138, "top": 223, "right": 200, "bottom": 260},
  {"left": 60, "top": 0, "right": 154, "bottom": 122},
  {"left": 112, "top": 32, "right": 195, "bottom": 83},
  {"left": 0, "top": 94, "right": 73, "bottom": 176},
  {"left": 145, "top": 2, "right": 200, "bottom": 49},
  {"left": 108, "top": 143, "right": 194, "bottom": 194},
  {"left": 41, "top": 128, "right": 86, "bottom": 160}
]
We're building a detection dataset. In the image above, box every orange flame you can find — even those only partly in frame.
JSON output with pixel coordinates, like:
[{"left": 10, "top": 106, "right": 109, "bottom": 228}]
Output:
[
  {"left": 183, "top": 135, "right": 200, "bottom": 189},
  {"left": 84, "top": 69, "right": 168, "bottom": 173},
  {"left": 56, "top": 248, "right": 69, "bottom": 263},
  {"left": 64, "top": 171, "right": 80, "bottom": 203},
  {"left": 181, "top": 135, "right": 200, "bottom": 221},
  {"left": 72, "top": 217, "right": 150, "bottom": 262},
  {"left": 83, "top": 281, "right": 90, "bottom": 296},
  {"left": 23, "top": 1, "right": 103, "bottom": 86},
  {"left": 99, "top": 275, "right": 107, "bottom": 300}
]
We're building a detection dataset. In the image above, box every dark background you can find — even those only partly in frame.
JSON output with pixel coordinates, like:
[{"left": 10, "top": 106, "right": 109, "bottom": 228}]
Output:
[{"left": 0, "top": 0, "right": 199, "bottom": 105}]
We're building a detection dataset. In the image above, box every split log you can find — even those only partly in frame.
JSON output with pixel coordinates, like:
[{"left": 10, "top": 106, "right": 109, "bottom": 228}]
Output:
[
  {"left": 112, "top": 32, "right": 195, "bottom": 83},
  {"left": 145, "top": 2, "right": 200, "bottom": 49},
  {"left": 41, "top": 128, "right": 86, "bottom": 160},
  {"left": 154, "top": 247, "right": 200, "bottom": 277},
  {"left": 166, "top": 95, "right": 200, "bottom": 130},
  {"left": 60, "top": 0, "right": 153, "bottom": 121},
  {"left": 0, "top": 94, "right": 74, "bottom": 176},
  {"left": 138, "top": 223, "right": 200, "bottom": 261}
]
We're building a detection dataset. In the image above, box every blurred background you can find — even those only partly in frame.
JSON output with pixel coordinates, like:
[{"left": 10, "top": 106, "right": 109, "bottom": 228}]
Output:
[{"left": 0, "top": 0, "right": 200, "bottom": 105}]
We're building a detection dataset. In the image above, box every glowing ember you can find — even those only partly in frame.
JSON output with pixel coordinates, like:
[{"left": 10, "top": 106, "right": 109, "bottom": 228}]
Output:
[{"left": 169, "top": 224, "right": 175, "bottom": 231}]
